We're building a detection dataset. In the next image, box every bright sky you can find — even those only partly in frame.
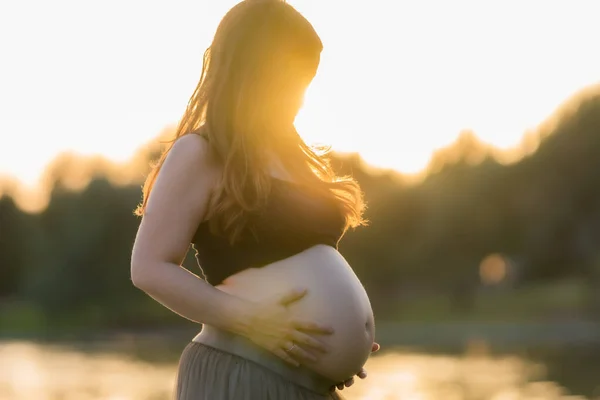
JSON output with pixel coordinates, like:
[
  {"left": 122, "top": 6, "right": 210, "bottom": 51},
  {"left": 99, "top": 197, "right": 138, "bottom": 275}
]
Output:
[{"left": 1, "top": 0, "right": 599, "bottom": 191}]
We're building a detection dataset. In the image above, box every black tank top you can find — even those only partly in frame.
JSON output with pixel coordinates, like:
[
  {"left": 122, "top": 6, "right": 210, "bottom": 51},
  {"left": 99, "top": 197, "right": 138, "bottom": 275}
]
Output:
[{"left": 191, "top": 178, "right": 346, "bottom": 285}]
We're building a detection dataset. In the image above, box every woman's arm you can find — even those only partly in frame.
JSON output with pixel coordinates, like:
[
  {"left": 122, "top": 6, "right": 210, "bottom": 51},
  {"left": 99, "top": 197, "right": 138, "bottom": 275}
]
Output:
[
  {"left": 130, "top": 134, "right": 332, "bottom": 365},
  {"left": 131, "top": 134, "right": 251, "bottom": 334},
  {"left": 132, "top": 259, "right": 252, "bottom": 334}
]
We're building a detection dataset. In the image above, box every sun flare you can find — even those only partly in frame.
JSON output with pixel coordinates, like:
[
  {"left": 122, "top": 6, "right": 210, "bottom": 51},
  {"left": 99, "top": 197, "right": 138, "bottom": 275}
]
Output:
[{"left": 1, "top": 0, "right": 599, "bottom": 209}]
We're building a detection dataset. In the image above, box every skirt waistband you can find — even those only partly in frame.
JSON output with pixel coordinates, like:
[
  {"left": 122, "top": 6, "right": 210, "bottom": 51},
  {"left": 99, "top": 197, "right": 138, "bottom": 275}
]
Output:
[{"left": 193, "top": 326, "right": 335, "bottom": 394}]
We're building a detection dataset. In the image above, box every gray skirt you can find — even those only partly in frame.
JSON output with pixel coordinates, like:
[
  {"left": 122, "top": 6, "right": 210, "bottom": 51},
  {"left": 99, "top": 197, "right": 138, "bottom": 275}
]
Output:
[{"left": 174, "top": 341, "right": 344, "bottom": 400}]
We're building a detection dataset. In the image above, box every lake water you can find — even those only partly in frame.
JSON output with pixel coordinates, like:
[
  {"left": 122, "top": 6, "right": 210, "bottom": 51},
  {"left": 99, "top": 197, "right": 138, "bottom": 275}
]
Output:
[{"left": 0, "top": 339, "right": 596, "bottom": 400}]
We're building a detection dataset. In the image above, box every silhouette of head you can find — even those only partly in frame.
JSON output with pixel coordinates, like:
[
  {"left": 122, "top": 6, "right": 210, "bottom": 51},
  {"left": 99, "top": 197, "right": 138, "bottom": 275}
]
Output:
[
  {"left": 138, "top": 0, "right": 365, "bottom": 242},
  {"left": 181, "top": 0, "right": 323, "bottom": 151}
]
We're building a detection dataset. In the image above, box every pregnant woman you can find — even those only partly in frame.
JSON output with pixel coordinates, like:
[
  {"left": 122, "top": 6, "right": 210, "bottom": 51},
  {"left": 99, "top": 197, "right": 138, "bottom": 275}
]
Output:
[{"left": 130, "top": 0, "right": 377, "bottom": 398}]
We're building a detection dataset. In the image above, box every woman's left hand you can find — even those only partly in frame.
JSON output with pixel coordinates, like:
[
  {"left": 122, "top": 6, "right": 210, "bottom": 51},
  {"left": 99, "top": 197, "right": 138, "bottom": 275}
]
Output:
[{"left": 330, "top": 342, "right": 380, "bottom": 391}]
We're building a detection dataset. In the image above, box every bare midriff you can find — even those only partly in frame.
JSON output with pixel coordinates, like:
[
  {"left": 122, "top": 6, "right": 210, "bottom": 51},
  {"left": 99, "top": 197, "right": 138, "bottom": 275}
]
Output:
[{"left": 192, "top": 245, "right": 375, "bottom": 382}]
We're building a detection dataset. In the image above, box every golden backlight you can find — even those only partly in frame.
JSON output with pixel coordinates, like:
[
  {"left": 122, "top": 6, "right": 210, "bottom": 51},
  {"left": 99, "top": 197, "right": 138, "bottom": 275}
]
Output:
[{"left": 1, "top": 0, "right": 599, "bottom": 210}]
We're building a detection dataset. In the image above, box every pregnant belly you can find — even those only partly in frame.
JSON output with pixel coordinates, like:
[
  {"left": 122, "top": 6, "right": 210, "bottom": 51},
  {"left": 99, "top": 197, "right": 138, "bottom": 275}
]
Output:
[{"left": 213, "top": 245, "right": 375, "bottom": 382}]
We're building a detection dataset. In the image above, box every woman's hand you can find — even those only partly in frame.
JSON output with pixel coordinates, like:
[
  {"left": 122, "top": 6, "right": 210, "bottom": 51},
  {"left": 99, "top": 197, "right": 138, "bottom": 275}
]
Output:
[
  {"left": 243, "top": 288, "right": 334, "bottom": 366},
  {"left": 331, "top": 342, "right": 381, "bottom": 391}
]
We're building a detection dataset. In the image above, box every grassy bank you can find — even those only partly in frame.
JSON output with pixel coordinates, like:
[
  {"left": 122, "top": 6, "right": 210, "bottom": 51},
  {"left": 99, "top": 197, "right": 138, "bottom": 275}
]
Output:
[{"left": 1, "top": 280, "right": 595, "bottom": 344}]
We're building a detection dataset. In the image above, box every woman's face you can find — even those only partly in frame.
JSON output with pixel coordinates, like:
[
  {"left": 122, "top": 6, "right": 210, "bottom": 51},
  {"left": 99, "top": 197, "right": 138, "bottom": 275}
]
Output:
[{"left": 268, "top": 51, "right": 320, "bottom": 126}]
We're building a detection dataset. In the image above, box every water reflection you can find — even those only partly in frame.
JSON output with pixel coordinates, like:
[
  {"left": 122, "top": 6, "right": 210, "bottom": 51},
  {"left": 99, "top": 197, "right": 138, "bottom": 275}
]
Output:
[{"left": 0, "top": 341, "right": 589, "bottom": 400}]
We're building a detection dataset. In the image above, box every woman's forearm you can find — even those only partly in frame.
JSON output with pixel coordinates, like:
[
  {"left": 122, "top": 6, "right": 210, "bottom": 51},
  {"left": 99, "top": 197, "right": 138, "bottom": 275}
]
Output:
[{"left": 132, "top": 261, "right": 252, "bottom": 336}]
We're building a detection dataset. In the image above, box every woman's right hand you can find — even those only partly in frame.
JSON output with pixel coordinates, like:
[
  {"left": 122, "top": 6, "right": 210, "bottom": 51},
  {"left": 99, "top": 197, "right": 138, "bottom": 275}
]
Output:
[{"left": 243, "top": 287, "right": 334, "bottom": 366}]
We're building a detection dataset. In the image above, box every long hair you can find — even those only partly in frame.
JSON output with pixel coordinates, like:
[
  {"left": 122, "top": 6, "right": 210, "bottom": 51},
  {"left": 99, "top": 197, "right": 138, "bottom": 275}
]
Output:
[{"left": 135, "top": 0, "right": 366, "bottom": 242}]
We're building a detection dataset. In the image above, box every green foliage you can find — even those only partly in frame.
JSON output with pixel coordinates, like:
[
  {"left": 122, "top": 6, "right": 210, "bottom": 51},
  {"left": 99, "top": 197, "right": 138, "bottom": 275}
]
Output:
[{"left": 2, "top": 87, "right": 600, "bottom": 333}]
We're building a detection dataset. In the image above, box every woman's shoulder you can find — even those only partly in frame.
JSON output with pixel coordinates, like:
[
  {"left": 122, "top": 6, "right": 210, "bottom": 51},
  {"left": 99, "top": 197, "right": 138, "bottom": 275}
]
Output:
[
  {"left": 163, "top": 133, "right": 222, "bottom": 188},
  {"left": 174, "top": 131, "right": 218, "bottom": 161}
]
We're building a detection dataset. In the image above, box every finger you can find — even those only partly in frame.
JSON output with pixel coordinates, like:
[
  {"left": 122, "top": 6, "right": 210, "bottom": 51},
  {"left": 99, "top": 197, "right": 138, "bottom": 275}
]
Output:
[
  {"left": 287, "top": 342, "right": 317, "bottom": 363},
  {"left": 333, "top": 378, "right": 353, "bottom": 391},
  {"left": 279, "top": 288, "right": 307, "bottom": 306},
  {"left": 371, "top": 342, "right": 380, "bottom": 352},
  {"left": 290, "top": 331, "right": 329, "bottom": 353},
  {"left": 292, "top": 319, "right": 334, "bottom": 335},
  {"left": 357, "top": 368, "right": 367, "bottom": 379},
  {"left": 272, "top": 348, "right": 300, "bottom": 367}
]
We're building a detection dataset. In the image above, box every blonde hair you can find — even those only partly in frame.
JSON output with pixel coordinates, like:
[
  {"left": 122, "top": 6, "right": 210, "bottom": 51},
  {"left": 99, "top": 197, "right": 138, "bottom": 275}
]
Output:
[{"left": 136, "top": 0, "right": 366, "bottom": 242}]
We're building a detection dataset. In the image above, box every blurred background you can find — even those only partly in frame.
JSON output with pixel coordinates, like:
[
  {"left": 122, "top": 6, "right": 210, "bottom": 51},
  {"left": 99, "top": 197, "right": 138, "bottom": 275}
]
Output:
[{"left": 2, "top": 0, "right": 600, "bottom": 399}]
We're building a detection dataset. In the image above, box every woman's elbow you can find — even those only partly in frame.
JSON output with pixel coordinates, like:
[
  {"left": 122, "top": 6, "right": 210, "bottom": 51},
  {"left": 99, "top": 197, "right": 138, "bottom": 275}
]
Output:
[{"left": 130, "top": 256, "right": 156, "bottom": 290}]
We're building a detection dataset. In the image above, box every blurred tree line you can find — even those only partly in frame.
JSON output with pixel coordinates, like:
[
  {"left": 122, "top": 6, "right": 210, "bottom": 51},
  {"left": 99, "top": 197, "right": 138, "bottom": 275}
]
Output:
[{"left": 2, "top": 86, "right": 600, "bottom": 334}]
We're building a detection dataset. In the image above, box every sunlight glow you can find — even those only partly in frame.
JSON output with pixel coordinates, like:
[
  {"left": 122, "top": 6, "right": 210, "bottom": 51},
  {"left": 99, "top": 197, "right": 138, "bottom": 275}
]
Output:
[
  {"left": 1, "top": 0, "right": 600, "bottom": 206},
  {"left": 0, "top": 341, "right": 568, "bottom": 400},
  {"left": 479, "top": 254, "right": 509, "bottom": 286}
]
